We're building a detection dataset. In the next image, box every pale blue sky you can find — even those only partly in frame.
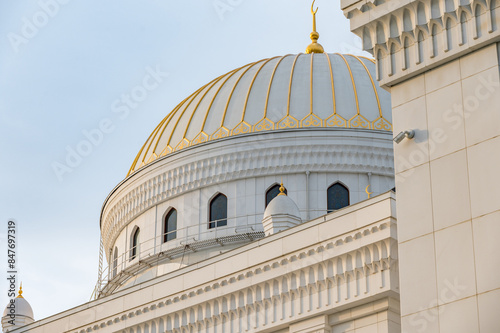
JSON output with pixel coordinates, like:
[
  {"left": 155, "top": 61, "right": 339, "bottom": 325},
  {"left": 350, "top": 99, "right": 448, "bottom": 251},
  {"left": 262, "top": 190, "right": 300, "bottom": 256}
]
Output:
[{"left": 0, "top": 0, "right": 369, "bottom": 320}]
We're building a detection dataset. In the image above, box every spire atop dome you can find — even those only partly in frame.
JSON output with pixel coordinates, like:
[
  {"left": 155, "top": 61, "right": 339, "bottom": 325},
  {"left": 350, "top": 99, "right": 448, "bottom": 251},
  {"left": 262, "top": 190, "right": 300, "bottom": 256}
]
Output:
[
  {"left": 16, "top": 283, "right": 23, "bottom": 299},
  {"left": 278, "top": 181, "right": 286, "bottom": 196},
  {"left": 305, "top": 0, "right": 324, "bottom": 54}
]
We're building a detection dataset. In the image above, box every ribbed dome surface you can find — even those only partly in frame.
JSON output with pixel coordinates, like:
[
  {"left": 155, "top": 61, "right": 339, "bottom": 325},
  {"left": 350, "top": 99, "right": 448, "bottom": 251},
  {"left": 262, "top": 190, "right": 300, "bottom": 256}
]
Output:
[{"left": 129, "top": 53, "right": 392, "bottom": 176}]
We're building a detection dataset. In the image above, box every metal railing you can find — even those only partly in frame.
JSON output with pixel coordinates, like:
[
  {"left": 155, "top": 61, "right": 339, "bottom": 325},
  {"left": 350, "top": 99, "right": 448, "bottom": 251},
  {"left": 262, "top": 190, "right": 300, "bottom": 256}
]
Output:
[
  {"left": 90, "top": 209, "right": 334, "bottom": 300},
  {"left": 91, "top": 214, "right": 268, "bottom": 299}
]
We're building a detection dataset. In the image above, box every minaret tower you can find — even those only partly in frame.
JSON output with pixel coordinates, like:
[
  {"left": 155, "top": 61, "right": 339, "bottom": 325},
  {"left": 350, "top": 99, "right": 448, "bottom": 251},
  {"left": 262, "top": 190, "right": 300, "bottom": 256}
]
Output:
[{"left": 341, "top": 0, "right": 500, "bottom": 331}]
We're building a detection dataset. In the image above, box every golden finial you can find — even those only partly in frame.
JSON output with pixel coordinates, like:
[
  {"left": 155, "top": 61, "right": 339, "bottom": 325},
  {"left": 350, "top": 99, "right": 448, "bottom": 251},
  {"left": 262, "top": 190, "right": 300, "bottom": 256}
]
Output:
[
  {"left": 16, "top": 283, "right": 23, "bottom": 298},
  {"left": 278, "top": 180, "right": 287, "bottom": 196},
  {"left": 306, "top": 0, "right": 325, "bottom": 54},
  {"left": 365, "top": 185, "right": 373, "bottom": 199}
]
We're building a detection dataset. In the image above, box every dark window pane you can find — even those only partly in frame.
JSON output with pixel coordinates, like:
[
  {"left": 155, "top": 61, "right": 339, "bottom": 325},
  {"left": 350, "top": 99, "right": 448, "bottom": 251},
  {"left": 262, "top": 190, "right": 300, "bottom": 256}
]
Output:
[
  {"left": 164, "top": 209, "right": 177, "bottom": 242},
  {"left": 131, "top": 228, "right": 140, "bottom": 259},
  {"left": 265, "top": 184, "right": 287, "bottom": 207},
  {"left": 112, "top": 247, "right": 118, "bottom": 277},
  {"left": 209, "top": 193, "right": 227, "bottom": 228},
  {"left": 327, "top": 183, "right": 349, "bottom": 212}
]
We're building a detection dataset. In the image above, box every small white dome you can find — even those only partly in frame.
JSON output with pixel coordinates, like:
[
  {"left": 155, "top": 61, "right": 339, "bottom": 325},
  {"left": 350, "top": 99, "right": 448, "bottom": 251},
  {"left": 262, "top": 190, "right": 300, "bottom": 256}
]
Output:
[
  {"left": 2, "top": 297, "right": 34, "bottom": 321},
  {"left": 263, "top": 194, "right": 301, "bottom": 220}
]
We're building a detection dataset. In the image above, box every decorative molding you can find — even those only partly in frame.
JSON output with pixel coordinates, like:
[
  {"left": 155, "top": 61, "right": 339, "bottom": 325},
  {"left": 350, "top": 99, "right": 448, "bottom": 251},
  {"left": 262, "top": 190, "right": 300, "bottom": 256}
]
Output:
[
  {"left": 341, "top": 0, "right": 500, "bottom": 87},
  {"left": 101, "top": 133, "right": 394, "bottom": 261},
  {"left": 72, "top": 217, "right": 397, "bottom": 333}
]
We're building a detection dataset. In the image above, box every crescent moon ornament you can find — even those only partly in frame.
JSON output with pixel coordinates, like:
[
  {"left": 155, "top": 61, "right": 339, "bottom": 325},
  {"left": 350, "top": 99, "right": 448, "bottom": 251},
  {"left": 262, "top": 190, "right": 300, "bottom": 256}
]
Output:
[
  {"left": 365, "top": 185, "right": 373, "bottom": 199},
  {"left": 311, "top": 0, "right": 319, "bottom": 15},
  {"left": 311, "top": 0, "right": 319, "bottom": 32}
]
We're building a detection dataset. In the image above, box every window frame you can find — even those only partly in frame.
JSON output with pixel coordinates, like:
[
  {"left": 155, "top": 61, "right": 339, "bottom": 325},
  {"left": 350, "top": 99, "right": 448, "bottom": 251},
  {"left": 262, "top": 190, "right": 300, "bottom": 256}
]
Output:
[
  {"left": 163, "top": 208, "right": 177, "bottom": 243},
  {"left": 112, "top": 247, "right": 118, "bottom": 278},
  {"left": 327, "top": 182, "right": 350, "bottom": 213},
  {"left": 130, "top": 227, "right": 140, "bottom": 260},
  {"left": 208, "top": 193, "right": 228, "bottom": 229}
]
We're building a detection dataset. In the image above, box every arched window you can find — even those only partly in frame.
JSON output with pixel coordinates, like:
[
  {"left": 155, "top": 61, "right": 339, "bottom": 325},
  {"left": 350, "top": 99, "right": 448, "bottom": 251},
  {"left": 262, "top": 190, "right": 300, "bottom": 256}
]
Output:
[
  {"left": 403, "top": 9, "right": 412, "bottom": 31},
  {"left": 130, "top": 227, "right": 140, "bottom": 260},
  {"left": 265, "top": 184, "right": 287, "bottom": 207},
  {"left": 461, "top": 12, "right": 468, "bottom": 45},
  {"left": 390, "top": 16, "right": 398, "bottom": 38},
  {"left": 376, "top": 22, "right": 386, "bottom": 44},
  {"left": 164, "top": 208, "right": 177, "bottom": 242},
  {"left": 417, "top": 2, "right": 427, "bottom": 25},
  {"left": 209, "top": 193, "right": 227, "bottom": 229},
  {"left": 431, "top": 0, "right": 440, "bottom": 19},
  {"left": 327, "top": 183, "right": 349, "bottom": 213},
  {"left": 492, "top": 0, "right": 498, "bottom": 32},
  {"left": 446, "top": 18, "right": 453, "bottom": 51},
  {"left": 475, "top": 5, "right": 483, "bottom": 38},
  {"left": 390, "top": 43, "right": 397, "bottom": 75},
  {"left": 403, "top": 37, "right": 411, "bottom": 69},
  {"left": 112, "top": 247, "right": 118, "bottom": 278},
  {"left": 362, "top": 27, "right": 372, "bottom": 51},
  {"left": 377, "top": 50, "right": 383, "bottom": 80},
  {"left": 431, "top": 25, "right": 438, "bottom": 57},
  {"left": 445, "top": 0, "right": 455, "bottom": 12},
  {"left": 417, "top": 31, "right": 424, "bottom": 63}
]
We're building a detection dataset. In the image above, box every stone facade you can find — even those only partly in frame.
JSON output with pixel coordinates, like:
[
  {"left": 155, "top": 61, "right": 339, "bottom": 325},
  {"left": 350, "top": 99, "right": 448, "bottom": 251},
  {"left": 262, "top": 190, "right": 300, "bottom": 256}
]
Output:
[
  {"left": 341, "top": 0, "right": 500, "bottom": 331},
  {"left": 100, "top": 129, "right": 395, "bottom": 295},
  {"left": 7, "top": 193, "right": 399, "bottom": 333},
  {"left": 341, "top": 0, "right": 500, "bottom": 88}
]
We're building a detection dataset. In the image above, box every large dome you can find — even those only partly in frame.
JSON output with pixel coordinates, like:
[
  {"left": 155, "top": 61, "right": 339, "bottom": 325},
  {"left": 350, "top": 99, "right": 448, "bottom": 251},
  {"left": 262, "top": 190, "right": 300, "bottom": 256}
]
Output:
[
  {"left": 99, "top": 50, "right": 396, "bottom": 298},
  {"left": 128, "top": 52, "right": 392, "bottom": 175}
]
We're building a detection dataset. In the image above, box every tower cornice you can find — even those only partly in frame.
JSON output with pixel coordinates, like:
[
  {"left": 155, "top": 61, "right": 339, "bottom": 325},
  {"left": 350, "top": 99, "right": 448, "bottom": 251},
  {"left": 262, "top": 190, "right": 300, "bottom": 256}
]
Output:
[{"left": 341, "top": 0, "right": 500, "bottom": 89}]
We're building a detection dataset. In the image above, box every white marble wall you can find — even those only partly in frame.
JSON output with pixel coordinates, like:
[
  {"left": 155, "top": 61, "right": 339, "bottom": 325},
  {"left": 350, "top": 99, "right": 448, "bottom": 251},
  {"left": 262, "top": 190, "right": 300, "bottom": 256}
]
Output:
[
  {"left": 100, "top": 129, "right": 395, "bottom": 290},
  {"left": 330, "top": 299, "right": 401, "bottom": 333},
  {"left": 10, "top": 193, "right": 398, "bottom": 333},
  {"left": 340, "top": 0, "right": 500, "bottom": 330},
  {"left": 391, "top": 44, "right": 500, "bottom": 332}
]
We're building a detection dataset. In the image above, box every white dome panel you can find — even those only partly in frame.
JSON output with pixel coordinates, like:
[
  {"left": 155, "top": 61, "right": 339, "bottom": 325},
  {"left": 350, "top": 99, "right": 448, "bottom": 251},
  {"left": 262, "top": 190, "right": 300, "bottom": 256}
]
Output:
[
  {"left": 223, "top": 60, "right": 266, "bottom": 130},
  {"left": 289, "top": 54, "right": 312, "bottom": 122},
  {"left": 128, "top": 53, "right": 392, "bottom": 176},
  {"left": 266, "top": 55, "right": 295, "bottom": 123},
  {"left": 243, "top": 58, "right": 282, "bottom": 125},
  {"left": 329, "top": 54, "right": 357, "bottom": 122},
  {"left": 346, "top": 55, "right": 380, "bottom": 123},
  {"left": 312, "top": 53, "right": 334, "bottom": 120}
]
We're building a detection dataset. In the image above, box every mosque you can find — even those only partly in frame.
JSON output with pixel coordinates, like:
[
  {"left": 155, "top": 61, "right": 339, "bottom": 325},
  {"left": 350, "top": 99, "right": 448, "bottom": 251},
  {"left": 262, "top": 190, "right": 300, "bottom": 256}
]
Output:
[{"left": 3, "top": 0, "right": 500, "bottom": 332}]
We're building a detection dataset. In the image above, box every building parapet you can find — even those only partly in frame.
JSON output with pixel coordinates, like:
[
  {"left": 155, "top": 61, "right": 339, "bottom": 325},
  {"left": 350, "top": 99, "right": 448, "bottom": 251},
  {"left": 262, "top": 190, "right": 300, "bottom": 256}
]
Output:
[
  {"left": 341, "top": 0, "right": 500, "bottom": 88},
  {"left": 12, "top": 192, "right": 398, "bottom": 333}
]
